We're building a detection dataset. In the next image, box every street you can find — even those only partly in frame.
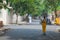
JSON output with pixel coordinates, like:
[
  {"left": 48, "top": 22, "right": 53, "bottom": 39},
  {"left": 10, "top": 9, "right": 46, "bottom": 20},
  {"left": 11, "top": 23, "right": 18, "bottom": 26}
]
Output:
[
  {"left": 0, "top": 24, "right": 60, "bottom": 40},
  {"left": 0, "top": 0, "right": 60, "bottom": 40}
]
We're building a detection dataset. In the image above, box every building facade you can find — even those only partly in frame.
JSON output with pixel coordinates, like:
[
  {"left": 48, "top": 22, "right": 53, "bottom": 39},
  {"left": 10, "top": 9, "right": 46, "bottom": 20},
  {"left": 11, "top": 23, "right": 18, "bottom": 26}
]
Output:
[{"left": 0, "top": 0, "right": 13, "bottom": 25}]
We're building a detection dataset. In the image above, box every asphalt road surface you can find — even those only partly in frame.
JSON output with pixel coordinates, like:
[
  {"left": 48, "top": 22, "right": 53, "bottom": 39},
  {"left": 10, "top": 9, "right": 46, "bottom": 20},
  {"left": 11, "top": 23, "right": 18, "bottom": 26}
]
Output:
[{"left": 0, "top": 24, "right": 60, "bottom": 40}]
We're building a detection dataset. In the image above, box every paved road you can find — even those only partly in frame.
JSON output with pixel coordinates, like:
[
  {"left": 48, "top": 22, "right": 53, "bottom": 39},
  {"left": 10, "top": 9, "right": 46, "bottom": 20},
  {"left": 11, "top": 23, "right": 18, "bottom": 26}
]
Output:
[{"left": 0, "top": 24, "right": 60, "bottom": 40}]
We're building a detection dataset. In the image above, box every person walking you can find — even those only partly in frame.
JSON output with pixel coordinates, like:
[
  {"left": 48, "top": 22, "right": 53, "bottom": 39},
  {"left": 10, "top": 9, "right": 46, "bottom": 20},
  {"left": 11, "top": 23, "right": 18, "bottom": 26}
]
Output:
[
  {"left": 42, "top": 16, "right": 46, "bottom": 35},
  {"left": 28, "top": 15, "right": 32, "bottom": 23}
]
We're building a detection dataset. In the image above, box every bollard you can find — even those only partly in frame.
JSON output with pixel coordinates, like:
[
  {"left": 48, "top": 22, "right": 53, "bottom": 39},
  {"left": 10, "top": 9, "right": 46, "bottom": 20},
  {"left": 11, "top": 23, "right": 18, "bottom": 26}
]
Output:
[{"left": 0, "top": 21, "right": 3, "bottom": 28}]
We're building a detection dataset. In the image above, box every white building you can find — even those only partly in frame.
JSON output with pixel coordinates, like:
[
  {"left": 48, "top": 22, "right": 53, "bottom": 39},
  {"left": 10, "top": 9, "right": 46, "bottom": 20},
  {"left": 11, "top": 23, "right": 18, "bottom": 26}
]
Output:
[
  {"left": 0, "top": 0, "right": 27, "bottom": 25},
  {"left": 0, "top": 0, "right": 13, "bottom": 25}
]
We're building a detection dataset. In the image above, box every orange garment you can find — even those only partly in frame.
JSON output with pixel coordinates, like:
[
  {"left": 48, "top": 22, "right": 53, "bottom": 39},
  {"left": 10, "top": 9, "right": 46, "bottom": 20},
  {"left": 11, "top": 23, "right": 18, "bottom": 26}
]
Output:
[{"left": 42, "top": 19, "right": 46, "bottom": 32}]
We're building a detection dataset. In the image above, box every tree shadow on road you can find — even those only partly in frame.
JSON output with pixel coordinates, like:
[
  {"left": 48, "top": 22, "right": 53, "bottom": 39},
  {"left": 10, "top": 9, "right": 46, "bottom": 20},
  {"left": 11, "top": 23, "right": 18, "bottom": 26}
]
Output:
[{"left": 3, "top": 29, "right": 60, "bottom": 40}]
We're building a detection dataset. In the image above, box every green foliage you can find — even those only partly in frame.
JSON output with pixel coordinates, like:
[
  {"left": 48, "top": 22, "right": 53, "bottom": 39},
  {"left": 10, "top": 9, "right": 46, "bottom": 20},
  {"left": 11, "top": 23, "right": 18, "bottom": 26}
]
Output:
[
  {"left": 8, "top": 0, "right": 38, "bottom": 16},
  {"left": 0, "top": 6, "right": 2, "bottom": 9},
  {"left": 57, "top": 6, "right": 60, "bottom": 10},
  {"left": 46, "top": 0, "right": 60, "bottom": 11},
  {"left": 8, "top": 0, "right": 60, "bottom": 16},
  {"left": 0, "top": 0, "right": 3, "bottom": 3}
]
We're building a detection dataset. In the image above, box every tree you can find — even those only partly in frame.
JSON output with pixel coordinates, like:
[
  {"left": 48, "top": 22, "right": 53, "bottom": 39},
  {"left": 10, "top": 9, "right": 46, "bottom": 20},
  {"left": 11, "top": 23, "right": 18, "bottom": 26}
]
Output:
[
  {"left": 8, "top": 0, "right": 60, "bottom": 23},
  {"left": 8, "top": 0, "right": 37, "bottom": 23},
  {"left": 46, "top": 0, "right": 60, "bottom": 18}
]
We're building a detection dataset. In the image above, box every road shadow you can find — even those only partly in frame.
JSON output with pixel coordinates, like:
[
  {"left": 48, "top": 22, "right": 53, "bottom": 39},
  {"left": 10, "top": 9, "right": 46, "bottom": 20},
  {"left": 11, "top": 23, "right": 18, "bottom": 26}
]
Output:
[{"left": 2, "top": 29, "right": 60, "bottom": 40}]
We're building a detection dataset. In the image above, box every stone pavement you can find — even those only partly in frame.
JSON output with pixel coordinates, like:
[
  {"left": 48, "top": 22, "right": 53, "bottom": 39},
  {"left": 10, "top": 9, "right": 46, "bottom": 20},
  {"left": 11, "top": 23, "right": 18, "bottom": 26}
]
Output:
[{"left": 0, "top": 25, "right": 60, "bottom": 40}]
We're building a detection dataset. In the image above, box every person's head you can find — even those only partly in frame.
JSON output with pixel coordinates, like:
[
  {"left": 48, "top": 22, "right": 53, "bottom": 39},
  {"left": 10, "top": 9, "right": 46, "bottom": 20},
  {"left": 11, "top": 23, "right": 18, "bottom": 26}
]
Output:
[{"left": 44, "top": 16, "right": 45, "bottom": 19}]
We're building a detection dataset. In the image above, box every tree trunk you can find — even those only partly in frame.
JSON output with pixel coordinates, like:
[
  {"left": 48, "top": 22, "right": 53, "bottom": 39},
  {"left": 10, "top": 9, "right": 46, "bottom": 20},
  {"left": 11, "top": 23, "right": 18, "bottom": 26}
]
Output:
[{"left": 54, "top": 8, "right": 57, "bottom": 18}]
